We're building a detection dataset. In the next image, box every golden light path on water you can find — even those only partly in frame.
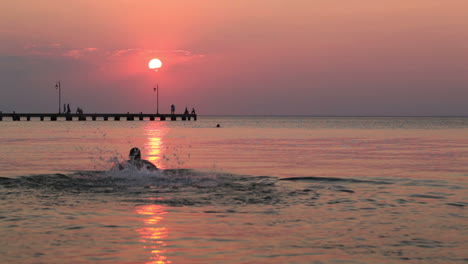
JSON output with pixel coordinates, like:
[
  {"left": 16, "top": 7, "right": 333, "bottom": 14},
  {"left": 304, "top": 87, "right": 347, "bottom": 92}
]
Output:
[
  {"left": 139, "top": 122, "right": 171, "bottom": 263},
  {"left": 135, "top": 203, "right": 170, "bottom": 264},
  {"left": 144, "top": 122, "right": 169, "bottom": 169}
]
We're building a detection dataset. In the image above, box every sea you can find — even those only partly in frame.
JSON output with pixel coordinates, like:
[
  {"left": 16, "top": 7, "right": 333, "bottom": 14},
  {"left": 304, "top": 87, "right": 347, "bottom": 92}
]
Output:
[{"left": 0, "top": 116, "right": 467, "bottom": 264}]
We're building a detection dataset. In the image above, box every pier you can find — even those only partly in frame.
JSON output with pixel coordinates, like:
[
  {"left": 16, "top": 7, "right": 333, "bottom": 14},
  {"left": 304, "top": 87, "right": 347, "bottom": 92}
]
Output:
[{"left": 0, "top": 113, "right": 197, "bottom": 121}]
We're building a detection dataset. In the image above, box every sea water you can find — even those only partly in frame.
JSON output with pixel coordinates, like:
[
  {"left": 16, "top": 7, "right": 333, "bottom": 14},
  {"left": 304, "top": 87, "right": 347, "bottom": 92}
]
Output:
[{"left": 0, "top": 116, "right": 467, "bottom": 263}]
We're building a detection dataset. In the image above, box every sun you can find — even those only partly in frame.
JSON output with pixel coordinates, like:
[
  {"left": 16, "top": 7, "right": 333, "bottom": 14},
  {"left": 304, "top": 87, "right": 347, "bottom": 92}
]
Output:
[{"left": 148, "top": 58, "right": 162, "bottom": 70}]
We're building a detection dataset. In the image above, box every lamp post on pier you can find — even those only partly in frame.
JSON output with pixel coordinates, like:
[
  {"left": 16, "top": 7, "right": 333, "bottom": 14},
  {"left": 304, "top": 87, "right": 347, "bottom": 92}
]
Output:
[
  {"left": 154, "top": 84, "right": 159, "bottom": 114},
  {"left": 55, "top": 81, "right": 61, "bottom": 114}
]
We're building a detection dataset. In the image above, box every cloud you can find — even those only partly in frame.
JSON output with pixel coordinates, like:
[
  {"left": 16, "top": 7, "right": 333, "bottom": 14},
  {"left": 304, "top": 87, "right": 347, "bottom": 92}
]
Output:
[
  {"left": 22, "top": 44, "right": 204, "bottom": 67},
  {"left": 24, "top": 43, "right": 98, "bottom": 59},
  {"left": 3, "top": 43, "right": 209, "bottom": 85},
  {"left": 109, "top": 48, "right": 205, "bottom": 64},
  {"left": 63, "top": 48, "right": 98, "bottom": 59}
]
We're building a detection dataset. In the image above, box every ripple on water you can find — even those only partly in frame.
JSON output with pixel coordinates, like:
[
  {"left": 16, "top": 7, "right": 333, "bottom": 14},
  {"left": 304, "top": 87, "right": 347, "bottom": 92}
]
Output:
[
  {"left": 393, "top": 238, "right": 444, "bottom": 248},
  {"left": 409, "top": 194, "right": 446, "bottom": 199}
]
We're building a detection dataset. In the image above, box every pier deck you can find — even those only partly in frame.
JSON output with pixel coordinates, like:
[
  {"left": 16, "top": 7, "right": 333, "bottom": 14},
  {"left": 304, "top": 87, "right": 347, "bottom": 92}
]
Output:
[{"left": 0, "top": 113, "right": 197, "bottom": 121}]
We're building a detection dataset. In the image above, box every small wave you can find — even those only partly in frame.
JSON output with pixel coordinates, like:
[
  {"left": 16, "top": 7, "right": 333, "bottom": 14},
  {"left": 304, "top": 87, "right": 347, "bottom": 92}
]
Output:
[
  {"left": 393, "top": 238, "right": 445, "bottom": 248},
  {"left": 409, "top": 194, "right": 446, "bottom": 199},
  {"left": 446, "top": 202, "right": 466, "bottom": 207},
  {"left": 279, "top": 176, "right": 392, "bottom": 185}
]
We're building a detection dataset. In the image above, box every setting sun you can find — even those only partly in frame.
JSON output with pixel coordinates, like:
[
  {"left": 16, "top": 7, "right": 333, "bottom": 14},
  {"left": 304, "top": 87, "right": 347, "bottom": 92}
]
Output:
[{"left": 148, "top": 58, "right": 162, "bottom": 70}]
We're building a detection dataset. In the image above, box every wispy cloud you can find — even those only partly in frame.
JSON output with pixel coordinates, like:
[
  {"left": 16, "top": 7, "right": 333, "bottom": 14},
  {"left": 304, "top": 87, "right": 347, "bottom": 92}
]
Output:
[
  {"left": 23, "top": 44, "right": 204, "bottom": 65},
  {"left": 63, "top": 48, "right": 99, "bottom": 59},
  {"left": 24, "top": 43, "right": 98, "bottom": 59},
  {"left": 109, "top": 48, "right": 205, "bottom": 63}
]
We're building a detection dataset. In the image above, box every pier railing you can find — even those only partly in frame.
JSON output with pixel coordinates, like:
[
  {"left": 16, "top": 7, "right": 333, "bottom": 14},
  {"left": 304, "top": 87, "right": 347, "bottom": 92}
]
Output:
[{"left": 0, "top": 113, "right": 197, "bottom": 121}]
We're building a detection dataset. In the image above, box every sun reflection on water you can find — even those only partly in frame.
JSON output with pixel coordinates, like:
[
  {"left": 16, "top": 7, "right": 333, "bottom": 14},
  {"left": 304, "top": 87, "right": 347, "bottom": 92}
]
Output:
[
  {"left": 144, "top": 122, "right": 169, "bottom": 169},
  {"left": 135, "top": 203, "right": 171, "bottom": 264}
]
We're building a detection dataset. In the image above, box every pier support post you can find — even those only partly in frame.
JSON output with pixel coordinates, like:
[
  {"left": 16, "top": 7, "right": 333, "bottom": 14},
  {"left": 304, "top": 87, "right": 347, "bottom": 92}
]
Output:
[
  {"left": 92, "top": 115, "right": 96, "bottom": 121},
  {"left": 160, "top": 116, "right": 166, "bottom": 121},
  {"left": 27, "top": 116, "right": 31, "bottom": 121},
  {"left": 171, "top": 116, "right": 176, "bottom": 121},
  {"left": 127, "top": 116, "right": 134, "bottom": 121},
  {"left": 139, "top": 116, "right": 144, "bottom": 121},
  {"left": 51, "top": 116, "right": 57, "bottom": 121},
  {"left": 150, "top": 116, "right": 155, "bottom": 121},
  {"left": 104, "top": 116, "right": 108, "bottom": 121},
  {"left": 66, "top": 115, "right": 72, "bottom": 121},
  {"left": 182, "top": 116, "right": 187, "bottom": 121},
  {"left": 78, "top": 115, "right": 86, "bottom": 121},
  {"left": 40, "top": 116, "right": 44, "bottom": 121},
  {"left": 114, "top": 116, "right": 120, "bottom": 121}
]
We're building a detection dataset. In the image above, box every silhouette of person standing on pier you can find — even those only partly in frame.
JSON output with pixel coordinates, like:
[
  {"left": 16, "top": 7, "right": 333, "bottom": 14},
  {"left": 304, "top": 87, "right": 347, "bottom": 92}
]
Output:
[
  {"left": 184, "top": 107, "right": 189, "bottom": 115},
  {"left": 66, "top": 104, "right": 71, "bottom": 114},
  {"left": 191, "top": 108, "right": 196, "bottom": 115},
  {"left": 63, "top": 104, "right": 66, "bottom": 114},
  {"left": 171, "top": 104, "right": 175, "bottom": 114}
]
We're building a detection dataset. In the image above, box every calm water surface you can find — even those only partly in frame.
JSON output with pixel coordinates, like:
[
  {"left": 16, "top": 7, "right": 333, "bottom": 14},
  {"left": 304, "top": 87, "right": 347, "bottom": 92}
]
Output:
[{"left": 0, "top": 116, "right": 467, "bottom": 263}]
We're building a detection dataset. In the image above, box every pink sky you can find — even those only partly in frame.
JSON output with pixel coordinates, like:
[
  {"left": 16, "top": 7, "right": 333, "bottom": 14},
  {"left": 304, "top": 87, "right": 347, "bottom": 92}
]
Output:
[{"left": 1, "top": 0, "right": 467, "bottom": 115}]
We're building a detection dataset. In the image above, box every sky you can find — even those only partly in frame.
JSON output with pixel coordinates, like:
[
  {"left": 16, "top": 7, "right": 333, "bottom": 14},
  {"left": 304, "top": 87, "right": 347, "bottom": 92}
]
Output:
[{"left": 1, "top": 0, "right": 467, "bottom": 116}]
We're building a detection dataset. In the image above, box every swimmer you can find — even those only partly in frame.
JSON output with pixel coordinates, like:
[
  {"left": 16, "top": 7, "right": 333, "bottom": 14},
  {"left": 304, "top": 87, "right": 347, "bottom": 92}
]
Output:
[{"left": 117, "top": 147, "right": 158, "bottom": 171}]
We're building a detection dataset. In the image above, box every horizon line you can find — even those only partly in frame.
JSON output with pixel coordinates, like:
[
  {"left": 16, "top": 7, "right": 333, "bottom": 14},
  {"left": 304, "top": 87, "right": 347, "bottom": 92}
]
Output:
[{"left": 201, "top": 114, "right": 468, "bottom": 118}]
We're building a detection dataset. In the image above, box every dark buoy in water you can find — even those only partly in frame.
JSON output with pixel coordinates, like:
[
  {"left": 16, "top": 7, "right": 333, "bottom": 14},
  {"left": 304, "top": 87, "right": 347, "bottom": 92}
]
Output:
[{"left": 216, "top": 124, "right": 220, "bottom": 127}]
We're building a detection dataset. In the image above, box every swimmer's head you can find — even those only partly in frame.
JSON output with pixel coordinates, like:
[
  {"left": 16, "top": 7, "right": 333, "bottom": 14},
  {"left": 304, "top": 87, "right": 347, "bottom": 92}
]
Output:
[{"left": 129, "top": 147, "right": 141, "bottom": 160}]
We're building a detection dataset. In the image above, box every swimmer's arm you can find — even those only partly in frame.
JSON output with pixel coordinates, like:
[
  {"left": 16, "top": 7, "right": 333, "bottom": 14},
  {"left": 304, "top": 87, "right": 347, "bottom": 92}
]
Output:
[{"left": 143, "top": 160, "right": 158, "bottom": 171}]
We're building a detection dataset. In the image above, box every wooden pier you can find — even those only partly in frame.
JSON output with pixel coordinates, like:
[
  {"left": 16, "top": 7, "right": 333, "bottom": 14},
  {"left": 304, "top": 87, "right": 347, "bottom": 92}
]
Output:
[{"left": 0, "top": 113, "right": 197, "bottom": 121}]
